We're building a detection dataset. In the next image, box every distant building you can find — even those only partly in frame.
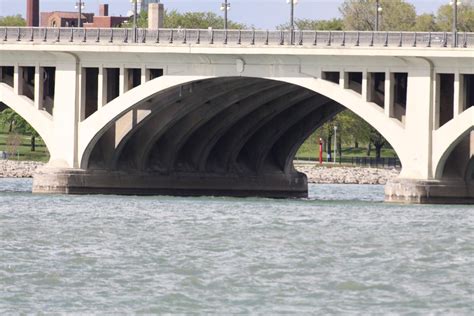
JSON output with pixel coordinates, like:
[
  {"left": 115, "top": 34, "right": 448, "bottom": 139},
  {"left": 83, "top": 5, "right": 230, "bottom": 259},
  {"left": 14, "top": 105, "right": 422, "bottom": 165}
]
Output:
[
  {"left": 26, "top": 0, "right": 40, "bottom": 27},
  {"left": 40, "top": 4, "right": 128, "bottom": 28}
]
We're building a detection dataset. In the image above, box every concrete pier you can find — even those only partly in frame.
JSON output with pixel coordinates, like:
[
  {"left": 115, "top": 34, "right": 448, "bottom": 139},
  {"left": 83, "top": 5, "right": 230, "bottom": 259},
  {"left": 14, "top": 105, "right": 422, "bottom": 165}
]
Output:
[
  {"left": 32, "top": 168, "right": 308, "bottom": 198},
  {"left": 385, "top": 178, "right": 474, "bottom": 204}
]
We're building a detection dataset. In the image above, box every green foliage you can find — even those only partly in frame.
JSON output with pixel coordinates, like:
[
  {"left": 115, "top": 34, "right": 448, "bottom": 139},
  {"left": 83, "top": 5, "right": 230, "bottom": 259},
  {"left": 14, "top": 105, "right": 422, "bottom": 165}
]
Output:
[
  {"left": 436, "top": 1, "right": 474, "bottom": 32},
  {"left": 121, "top": 11, "right": 148, "bottom": 28},
  {"left": 339, "top": 0, "right": 417, "bottom": 31},
  {"left": 123, "top": 10, "right": 246, "bottom": 29},
  {"left": 0, "top": 108, "right": 40, "bottom": 152},
  {"left": 0, "top": 15, "right": 26, "bottom": 26},
  {"left": 164, "top": 10, "right": 246, "bottom": 29},
  {"left": 278, "top": 18, "right": 343, "bottom": 31},
  {"left": 413, "top": 14, "right": 440, "bottom": 32}
]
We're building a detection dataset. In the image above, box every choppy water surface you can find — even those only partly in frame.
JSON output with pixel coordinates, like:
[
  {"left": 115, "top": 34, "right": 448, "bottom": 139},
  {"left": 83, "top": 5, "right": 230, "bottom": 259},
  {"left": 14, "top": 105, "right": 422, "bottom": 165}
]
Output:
[{"left": 0, "top": 179, "right": 472, "bottom": 314}]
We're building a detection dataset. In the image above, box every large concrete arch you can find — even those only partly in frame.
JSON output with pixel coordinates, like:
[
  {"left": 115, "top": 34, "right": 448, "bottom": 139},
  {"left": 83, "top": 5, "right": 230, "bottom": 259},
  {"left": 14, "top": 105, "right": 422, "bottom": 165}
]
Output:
[
  {"left": 432, "top": 107, "right": 474, "bottom": 179},
  {"left": 0, "top": 83, "right": 54, "bottom": 152},
  {"left": 80, "top": 75, "right": 406, "bottom": 172}
]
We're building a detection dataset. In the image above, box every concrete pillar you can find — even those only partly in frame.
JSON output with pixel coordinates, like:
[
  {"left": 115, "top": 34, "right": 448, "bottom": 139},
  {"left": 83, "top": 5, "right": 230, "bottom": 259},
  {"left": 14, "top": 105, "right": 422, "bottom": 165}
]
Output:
[
  {"left": 98, "top": 66, "right": 107, "bottom": 108},
  {"left": 400, "top": 68, "right": 434, "bottom": 179},
  {"left": 362, "top": 71, "right": 371, "bottom": 102},
  {"left": 433, "top": 74, "right": 441, "bottom": 130},
  {"left": 339, "top": 71, "right": 348, "bottom": 89},
  {"left": 49, "top": 61, "right": 80, "bottom": 168},
  {"left": 141, "top": 65, "right": 147, "bottom": 85},
  {"left": 453, "top": 72, "right": 462, "bottom": 116},
  {"left": 384, "top": 72, "right": 394, "bottom": 118},
  {"left": 13, "top": 64, "right": 20, "bottom": 95},
  {"left": 80, "top": 68, "right": 87, "bottom": 121},
  {"left": 148, "top": 3, "right": 164, "bottom": 30},
  {"left": 34, "top": 65, "right": 44, "bottom": 110},
  {"left": 119, "top": 67, "right": 126, "bottom": 95}
]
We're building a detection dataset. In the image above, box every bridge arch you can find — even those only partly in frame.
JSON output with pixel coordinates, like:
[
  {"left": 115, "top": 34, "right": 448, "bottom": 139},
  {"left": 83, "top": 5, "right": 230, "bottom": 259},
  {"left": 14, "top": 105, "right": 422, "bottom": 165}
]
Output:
[
  {"left": 433, "top": 107, "right": 474, "bottom": 180},
  {"left": 80, "top": 75, "right": 406, "bottom": 173},
  {"left": 0, "top": 83, "right": 54, "bottom": 153}
]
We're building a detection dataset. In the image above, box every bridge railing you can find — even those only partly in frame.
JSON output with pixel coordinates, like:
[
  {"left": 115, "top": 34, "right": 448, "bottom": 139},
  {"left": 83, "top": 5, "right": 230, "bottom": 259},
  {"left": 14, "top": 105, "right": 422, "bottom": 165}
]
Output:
[{"left": 2, "top": 27, "right": 473, "bottom": 48}]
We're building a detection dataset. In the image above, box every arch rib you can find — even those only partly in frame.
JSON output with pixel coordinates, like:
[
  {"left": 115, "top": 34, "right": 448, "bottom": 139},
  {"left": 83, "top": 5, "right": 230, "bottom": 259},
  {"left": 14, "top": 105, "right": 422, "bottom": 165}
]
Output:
[
  {"left": 433, "top": 107, "right": 474, "bottom": 179},
  {"left": 78, "top": 75, "right": 214, "bottom": 169},
  {"left": 0, "top": 83, "right": 53, "bottom": 152}
]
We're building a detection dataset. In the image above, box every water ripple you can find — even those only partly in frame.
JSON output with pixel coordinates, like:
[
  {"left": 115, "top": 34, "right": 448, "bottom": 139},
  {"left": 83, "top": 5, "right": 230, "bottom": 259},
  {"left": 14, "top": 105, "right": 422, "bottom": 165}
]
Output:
[{"left": 0, "top": 179, "right": 472, "bottom": 314}]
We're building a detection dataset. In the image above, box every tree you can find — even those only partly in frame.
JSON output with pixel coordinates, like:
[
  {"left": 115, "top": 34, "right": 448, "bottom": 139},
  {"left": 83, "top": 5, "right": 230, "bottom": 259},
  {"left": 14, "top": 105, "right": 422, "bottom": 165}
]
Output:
[
  {"left": 164, "top": 10, "right": 245, "bottom": 29},
  {"left": 339, "top": 0, "right": 417, "bottom": 31},
  {"left": 414, "top": 14, "right": 440, "bottom": 32},
  {"left": 0, "top": 108, "right": 39, "bottom": 152},
  {"left": 124, "top": 10, "right": 246, "bottom": 29},
  {"left": 0, "top": 108, "right": 19, "bottom": 132},
  {"left": 436, "top": 1, "right": 474, "bottom": 32},
  {"left": 0, "top": 15, "right": 26, "bottom": 26},
  {"left": 277, "top": 18, "right": 343, "bottom": 31}
]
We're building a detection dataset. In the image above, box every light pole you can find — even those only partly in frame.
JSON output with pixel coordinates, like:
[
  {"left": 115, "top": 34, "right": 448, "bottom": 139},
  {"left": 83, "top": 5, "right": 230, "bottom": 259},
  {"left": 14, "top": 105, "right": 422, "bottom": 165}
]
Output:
[
  {"left": 75, "top": 1, "right": 85, "bottom": 27},
  {"left": 450, "top": 0, "right": 461, "bottom": 47},
  {"left": 375, "top": 0, "right": 382, "bottom": 31},
  {"left": 287, "top": 0, "right": 298, "bottom": 45},
  {"left": 220, "top": 0, "right": 231, "bottom": 30},
  {"left": 130, "top": 0, "right": 142, "bottom": 43},
  {"left": 333, "top": 126, "right": 338, "bottom": 164}
]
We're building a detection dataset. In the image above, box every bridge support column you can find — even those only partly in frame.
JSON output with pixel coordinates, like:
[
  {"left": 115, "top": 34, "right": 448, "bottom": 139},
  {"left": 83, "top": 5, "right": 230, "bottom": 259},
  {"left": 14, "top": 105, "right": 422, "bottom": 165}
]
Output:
[
  {"left": 46, "top": 61, "right": 80, "bottom": 168},
  {"left": 34, "top": 65, "right": 44, "bottom": 110},
  {"left": 13, "top": 64, "right": 20, "bottom": 95},
  {"left": 386, "top": 65, "right": 473, "bottom": 204},
  {"left": 384, "top": 72, "right": 394, "bottom": 117}
]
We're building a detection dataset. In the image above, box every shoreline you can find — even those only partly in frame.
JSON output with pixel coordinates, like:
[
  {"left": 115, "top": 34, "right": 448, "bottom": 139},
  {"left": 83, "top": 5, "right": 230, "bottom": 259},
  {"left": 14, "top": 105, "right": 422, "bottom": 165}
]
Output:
[
  {"left": 0, "top": 160, "right": 400, "bottom": 185},
  {"left": 295, "top": 163, "right": 400, "bottom": 185}
]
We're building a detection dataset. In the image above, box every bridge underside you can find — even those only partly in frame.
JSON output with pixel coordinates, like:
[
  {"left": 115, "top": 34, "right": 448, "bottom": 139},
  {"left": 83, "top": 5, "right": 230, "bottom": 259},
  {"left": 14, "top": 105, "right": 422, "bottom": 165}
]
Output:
[{"left": 34, "top": 77, "right": 343, "bottom": 198}]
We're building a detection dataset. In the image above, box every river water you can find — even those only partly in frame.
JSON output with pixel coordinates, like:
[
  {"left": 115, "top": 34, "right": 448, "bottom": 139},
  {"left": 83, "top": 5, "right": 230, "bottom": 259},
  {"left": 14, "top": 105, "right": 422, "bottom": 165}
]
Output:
[{"left": 0, "top": 179, "right": 472, "bottom": 314}]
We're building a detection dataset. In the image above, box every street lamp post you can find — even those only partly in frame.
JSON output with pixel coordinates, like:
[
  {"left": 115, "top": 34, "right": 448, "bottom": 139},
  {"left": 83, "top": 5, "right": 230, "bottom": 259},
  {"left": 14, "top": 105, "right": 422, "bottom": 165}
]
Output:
[
  {"left": 75, "top": 1, "right": 85, "bottom": 27},
  {"left": 375, "top": 0, "right": 382, "bottom": 31},
  {"left": 220, "top": 1, "right": 231, "bottom": 30},
  {"left": 130, "top": 0, "right": 142, "bottom": 43},
  {"left": 333, "top": 126, "right": 338, "bottom": 164},
  {"left": 287, "top": 0, "right": 298, "bottom": 45},
  {"left": 450, "top": 0, "right": 461, "bottom": 47}
]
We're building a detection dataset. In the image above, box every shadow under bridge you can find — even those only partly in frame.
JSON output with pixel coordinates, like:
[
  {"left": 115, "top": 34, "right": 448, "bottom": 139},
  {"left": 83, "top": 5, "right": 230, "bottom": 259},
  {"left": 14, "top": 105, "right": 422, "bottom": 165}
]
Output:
[{"left": 84, "top": 77, "right": 344, "bottom": 197}]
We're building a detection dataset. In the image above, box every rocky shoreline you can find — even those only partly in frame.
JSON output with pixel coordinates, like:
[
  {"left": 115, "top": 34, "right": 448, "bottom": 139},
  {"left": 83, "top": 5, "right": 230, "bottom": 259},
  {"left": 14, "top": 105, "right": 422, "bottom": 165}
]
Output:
[
  {"left": 0, "top": 160, "right": 45, "bottom": 178},
  {"left": 296, "top": 164, "right": 400, "bottom": 185},
  {"left": 0, "top": 160, "right": 400, "bottom": 185}
]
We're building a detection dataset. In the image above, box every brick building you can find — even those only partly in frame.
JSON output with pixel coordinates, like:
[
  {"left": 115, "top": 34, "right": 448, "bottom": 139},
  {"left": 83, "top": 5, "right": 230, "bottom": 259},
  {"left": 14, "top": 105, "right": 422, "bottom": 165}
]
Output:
[{"left": 39, "top": 4, "right": 128, "bottom": 28}]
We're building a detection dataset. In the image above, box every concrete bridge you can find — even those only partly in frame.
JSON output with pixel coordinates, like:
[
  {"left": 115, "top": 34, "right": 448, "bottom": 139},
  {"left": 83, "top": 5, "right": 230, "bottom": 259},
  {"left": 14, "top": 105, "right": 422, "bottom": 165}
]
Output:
[{"left": 1, "top": 27, "right": 473, "bottom": 203}]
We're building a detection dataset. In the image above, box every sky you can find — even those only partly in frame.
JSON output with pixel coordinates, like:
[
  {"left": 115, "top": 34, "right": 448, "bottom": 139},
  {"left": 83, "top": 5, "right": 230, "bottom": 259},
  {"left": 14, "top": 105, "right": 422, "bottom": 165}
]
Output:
[{"left": 0, "top": 0, "right": 449, "bottom": 29}]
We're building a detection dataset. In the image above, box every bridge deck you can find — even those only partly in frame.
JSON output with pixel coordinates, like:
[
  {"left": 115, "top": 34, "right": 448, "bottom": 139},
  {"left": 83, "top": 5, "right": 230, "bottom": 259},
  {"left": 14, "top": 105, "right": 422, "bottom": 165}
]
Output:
[{"left": 2, "top": 27, "right": 474, "bottom": 49}]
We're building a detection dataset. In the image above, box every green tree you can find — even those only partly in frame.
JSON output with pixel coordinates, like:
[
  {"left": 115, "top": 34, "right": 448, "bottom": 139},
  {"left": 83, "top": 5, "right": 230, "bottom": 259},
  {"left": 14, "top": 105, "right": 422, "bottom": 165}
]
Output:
[
  {"left": 0, "top": 15, "right": 26, "bottom": 26},
  {"left": 0, "top": 108, "right": 39, "bottom": 152},
  {"left": 414, "top": 14, "right": 440, "bottom": 32},
  {"left": 436, "top": 1, "right": 474, "bottom": 32},
  {"left": 124, "top": 10, "right": 246, "bottom": 29},
  {"left": 339, "top": 0, "right": 417, "bottom": 31},
  {"left": 164, "top": 10, "right": 245, "bottom": 29},
  {"left": 278, "top": 18, "right": 343, "bottom": 30}
]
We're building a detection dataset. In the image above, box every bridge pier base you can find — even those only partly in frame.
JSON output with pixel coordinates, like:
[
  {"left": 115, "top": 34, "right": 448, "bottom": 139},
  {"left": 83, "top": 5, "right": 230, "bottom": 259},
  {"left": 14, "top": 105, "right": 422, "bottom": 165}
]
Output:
[
  {"left": 385, "top": 178, "right": 474, "bottom": 204},
  {"left": 32, "top": 167, "right": 308, "bottom": 198}
]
